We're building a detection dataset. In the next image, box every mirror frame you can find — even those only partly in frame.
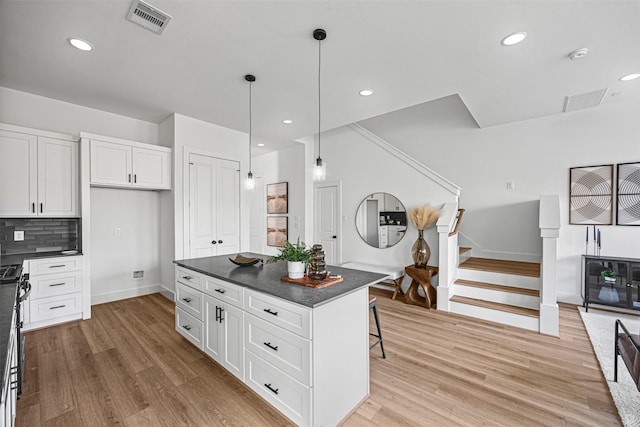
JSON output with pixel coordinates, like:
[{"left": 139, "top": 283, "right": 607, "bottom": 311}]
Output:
[{"left": 355, "top": 193, "right": 407, "bottom": 249}]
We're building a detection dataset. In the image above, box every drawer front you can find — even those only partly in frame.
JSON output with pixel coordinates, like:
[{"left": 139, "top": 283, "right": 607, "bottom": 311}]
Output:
[
  {"left": 175, "top": 282, "right": 204, "bottom": 320},
  {"left": 30, "top": 271, "right": 82, "bottom": 298},
  {"left": 30, "top": 293, "right": 82, "bottom": 322},
  {"left": 175, "top": 267, "right": 202, "bottom": 291},
  {"left": 244, "top": 290, "right": 311, "bottom": 339},
  {"left": 244, "top": 351, "right": 310, "bottom": 427},
  {"left": 204, "top": 276, "right": 243, "bottom": 309},
  {"left": 29, "top": 256, "right": 82, "bottom": 276},
  {"left": 245, "top": 313, "right": 311, "bottom": 385},
  {"left": 175, "top": 307, "right": 203, "bottom": 350}
]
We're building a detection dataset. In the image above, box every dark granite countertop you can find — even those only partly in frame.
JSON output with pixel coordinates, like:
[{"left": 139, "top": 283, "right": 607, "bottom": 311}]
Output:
[
  {"left": 1, "top": 283, "right": 17, "bottom": 386},
  {"left": 1, "top": 250, "right": 83, "bottom": 267},
  {"left": 174, "top": 253, "right": 387, "bottom": 308}
]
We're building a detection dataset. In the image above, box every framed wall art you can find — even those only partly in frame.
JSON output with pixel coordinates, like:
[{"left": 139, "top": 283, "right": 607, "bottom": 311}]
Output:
[
  {"left": 267, "top": 216, "right": 288, "bottom": 247},
  {"left": 616, "top": 161, "right": 640, "bottom": 226},
  {"left": 267, "top": 182, "right": 288, "bottom": 214},
  {"left": 569, "top": 164, "right": 613, "bottom": 225}
]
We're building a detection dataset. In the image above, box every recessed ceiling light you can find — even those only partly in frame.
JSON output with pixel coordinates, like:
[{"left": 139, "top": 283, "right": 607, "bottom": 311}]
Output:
[
  {"left": 68, "top": 37, "right": 94, "bottom": 51},
  {"left": 282, "top": 119, "right": 293, "bottom": 124},
  {"left": 257, "top": 143, "right": 265, "bottom": 147},
  {"left": 501, "top": 32, "right": 527, "bottom": 46},
  {"left": 620, "top": 73, "right": 640, "bottom": 81},
  {"left": 359, "top": 89, "right": 374, "bottom": 96}
]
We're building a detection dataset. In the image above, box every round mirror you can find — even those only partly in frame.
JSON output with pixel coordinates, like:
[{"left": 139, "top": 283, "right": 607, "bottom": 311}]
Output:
[{"left": 355, "top": 193, "right": 407, "bottom": 248}]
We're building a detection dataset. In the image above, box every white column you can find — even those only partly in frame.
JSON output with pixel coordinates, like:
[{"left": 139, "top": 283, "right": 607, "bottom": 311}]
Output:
[{"left": 539, "top": 195, "right": 560, "bottom": 336}]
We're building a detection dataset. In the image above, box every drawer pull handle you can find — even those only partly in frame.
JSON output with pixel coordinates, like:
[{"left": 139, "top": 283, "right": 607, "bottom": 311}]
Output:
[
  {"left": 183, "top": 325, "right": 192, "bottom": 331},
  {"left": 49, "top": 265, "right": 65, "bottom": 268},
  {"left": 50, "top": 305, "right": 66, "bottom": 310},
  {"left": 263, "top": 308, "right": 278, "bottom": 316},
  {"left": 263, "top": 342, "right": 278, "bottom": 352},
  {"left": 49, "top": 283, "right": 66, "bottom": 287},
  {"left": 182, "top": 297, "right": 192, "bottom": 303},
  {"left": 264, "top": 383, "right": 279, "bottom": 395},
  {"left": 215, "top": 288, "right": 226, "bottom": 294},
  {"left": 182, "top": 276, "right": 193, "bottom": 280}
]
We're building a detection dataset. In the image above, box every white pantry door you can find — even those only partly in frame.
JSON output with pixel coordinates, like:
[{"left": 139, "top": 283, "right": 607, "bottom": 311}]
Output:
[
  {"left": 188, "top": 153, "right": 240, "bottom": 258},
  {"left": 314, "top": 182, "right": 341, "bottom": 265}
]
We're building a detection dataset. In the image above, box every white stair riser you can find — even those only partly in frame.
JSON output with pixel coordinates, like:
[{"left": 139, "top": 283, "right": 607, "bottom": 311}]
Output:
[
  {"left": 449, "top": 301, "right": 539, "bottom": 332},
  {"left": 457, "top": 269, "right": 540, "bottom": 290},
  {"left": 454, "top": 284, "right": 539, "bottom": 309}
]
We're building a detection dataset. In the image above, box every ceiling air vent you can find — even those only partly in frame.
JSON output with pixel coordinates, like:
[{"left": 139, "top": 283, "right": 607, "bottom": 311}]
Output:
[
  {"left": 563, "top": 89, "right": 607, "bottom": 113},
  {"left": 126, "top": 0, "right": 172, "bottom": 34}
]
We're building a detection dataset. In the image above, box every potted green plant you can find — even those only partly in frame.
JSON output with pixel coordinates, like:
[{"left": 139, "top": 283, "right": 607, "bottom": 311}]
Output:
[
  {"left": 267, "top": 239, "right": 313, "bottom": 279},
  {"left": 600, "top": 268, "right": 617, "bottom": 283}
]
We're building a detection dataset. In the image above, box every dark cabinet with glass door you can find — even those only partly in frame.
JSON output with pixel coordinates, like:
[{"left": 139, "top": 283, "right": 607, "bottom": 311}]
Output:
[{"left": 583, "top": 256, "right": 640, "bottom": 312}]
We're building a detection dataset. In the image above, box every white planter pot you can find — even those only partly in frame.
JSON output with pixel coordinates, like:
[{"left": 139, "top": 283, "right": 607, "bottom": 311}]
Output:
[{"left": 287, "top": 261, "right": 306, "bottom": 279}]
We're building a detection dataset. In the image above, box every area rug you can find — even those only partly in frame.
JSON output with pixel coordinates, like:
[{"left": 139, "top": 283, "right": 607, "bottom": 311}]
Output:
[{"left": 578, "top": 307, "right": 640, "bottom": 426}]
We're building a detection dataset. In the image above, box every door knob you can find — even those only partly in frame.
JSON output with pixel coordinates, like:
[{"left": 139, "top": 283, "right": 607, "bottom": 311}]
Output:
[
  {"left": 211, "top": 240, "right": 217, "bottom": 245},
  {"left": 218, "top": 240, "right": 223, "bottom": 244},
  {"left": 332, "top": 235, "right": 337, "bottom": 239}
]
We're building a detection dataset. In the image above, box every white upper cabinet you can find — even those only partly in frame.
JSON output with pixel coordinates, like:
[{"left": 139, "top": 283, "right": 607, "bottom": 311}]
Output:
[
  {"left": 0, "top": 126, "right": 78, "bottom": 217},
  {"left": 88, "top": 135, "right": 171, "bottom": 190}
]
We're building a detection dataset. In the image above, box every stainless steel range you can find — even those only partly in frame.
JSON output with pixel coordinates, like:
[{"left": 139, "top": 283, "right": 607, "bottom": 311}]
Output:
[{"left": 1, "top": 263, "right": 30, "bottom": 397}]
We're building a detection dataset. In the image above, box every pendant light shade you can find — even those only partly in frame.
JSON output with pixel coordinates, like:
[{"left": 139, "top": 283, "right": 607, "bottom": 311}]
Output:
[
  {"left": 313, "top": 28, "right": 327, "bottom": 182},
  {"left": 245, "top": 74, "right": 256, "bottom": 190}
]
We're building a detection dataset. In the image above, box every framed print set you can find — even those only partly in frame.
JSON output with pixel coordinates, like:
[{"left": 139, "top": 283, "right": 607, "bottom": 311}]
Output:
[{"left": 266, "top": 182, "right": 288, "bottom": 246}]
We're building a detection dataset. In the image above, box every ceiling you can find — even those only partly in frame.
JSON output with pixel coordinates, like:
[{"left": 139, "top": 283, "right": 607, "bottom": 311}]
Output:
[{"left": 1, "top": 1, "right": 639, "bottom": 155}]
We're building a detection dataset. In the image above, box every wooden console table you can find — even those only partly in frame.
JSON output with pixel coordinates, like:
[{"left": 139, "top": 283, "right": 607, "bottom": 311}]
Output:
[{"left": 404, "top": 265, "right": 438, "bottom": 309}]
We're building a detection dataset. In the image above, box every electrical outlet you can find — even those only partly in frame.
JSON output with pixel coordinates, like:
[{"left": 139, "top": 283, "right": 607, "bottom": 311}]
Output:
[
  {"left": 14, "top": 230, "right": 24, "bottom": 241},
  {"left": 114, "top": 227, "right": 121, "bottom": 236},
  {"left": 133, "top": 270, "right": 144, "bottom": 279},
  {"left": 506, "top": 180, "right": 515, "bottom": 190}
]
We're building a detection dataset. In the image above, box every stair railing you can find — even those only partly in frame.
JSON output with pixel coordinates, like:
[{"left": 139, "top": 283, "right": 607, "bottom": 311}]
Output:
[
  {"left": 436, "top": 201, "right": 460, "bottom": 311},
  {"left": 539, "top": 194, "right": 560, "bottom": 336}
]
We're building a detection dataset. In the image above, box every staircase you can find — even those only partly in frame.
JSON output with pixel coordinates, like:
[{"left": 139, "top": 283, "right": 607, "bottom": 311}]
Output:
[{"left": 449, "top": 256, "right": 541, "bottom": 332}]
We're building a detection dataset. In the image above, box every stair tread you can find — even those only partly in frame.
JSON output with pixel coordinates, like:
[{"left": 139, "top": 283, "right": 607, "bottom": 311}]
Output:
[
  {"left": 459, "top": 257, "right": 540, "bottom": 277},
  {"left": 454, "top": 279, "right": 540, "bottom": 297},
  {"left": 459, "top": 247, "right": 472, "bottom": 254},
  {"left": 450, "top": 295, "right": 540, "bottom": 318}
]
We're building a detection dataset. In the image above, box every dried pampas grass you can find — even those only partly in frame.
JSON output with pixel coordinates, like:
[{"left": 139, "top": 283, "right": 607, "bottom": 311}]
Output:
[{"left": 409, "top": 204, "right": 441, "bottom": 230}]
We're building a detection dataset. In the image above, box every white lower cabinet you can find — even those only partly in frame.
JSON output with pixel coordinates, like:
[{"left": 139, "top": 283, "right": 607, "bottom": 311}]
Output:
[
  {"left": 203, "top": 295, "right": 244, "bottom": 380},
  {"left": 25, "top": 255, "right": 84, "bottom": 330},
  {"left": 174, "top": 266, "right": 369, "bottom": 427}
]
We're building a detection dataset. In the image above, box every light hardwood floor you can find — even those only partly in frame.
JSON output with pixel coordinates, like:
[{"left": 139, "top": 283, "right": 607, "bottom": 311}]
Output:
[{"left": 16, "top": 288, "right": 621, "bottom": 426}]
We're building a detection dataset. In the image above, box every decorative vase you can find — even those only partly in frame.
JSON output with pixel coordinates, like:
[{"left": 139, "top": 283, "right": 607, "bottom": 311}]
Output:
[
  {"left": 287, "top": 261, "right": 306, "bottom": 279},
  {"left": 603, "top": 276, "right": 616, "bottom": 283},
  {"left": 308, "top": 244, "right": 327, "bottom": 280},
  {"left": 412, "top": 229, "right": 430, "bottom": 268}
]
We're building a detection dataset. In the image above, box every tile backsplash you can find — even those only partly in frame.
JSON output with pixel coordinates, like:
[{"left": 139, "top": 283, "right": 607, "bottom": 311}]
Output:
[{"left": 0, "top": 218, "right": 80, "bottom": 255}]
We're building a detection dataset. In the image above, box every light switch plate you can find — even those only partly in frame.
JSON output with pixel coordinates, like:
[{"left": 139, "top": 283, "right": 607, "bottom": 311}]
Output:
[{"left": 14, "top": 230, "right": 25, "bottom": 241}]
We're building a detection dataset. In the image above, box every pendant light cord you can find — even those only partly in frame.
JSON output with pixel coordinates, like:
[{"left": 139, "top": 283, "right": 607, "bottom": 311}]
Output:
[
  {"left": 249, "top": 79, "right": 252, "bottom": 172},
  {"left": 317, "top": 36, "right": 322, "bottom": 160}
]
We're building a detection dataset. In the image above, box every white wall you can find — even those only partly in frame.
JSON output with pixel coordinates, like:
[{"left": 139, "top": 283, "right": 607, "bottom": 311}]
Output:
[
  {"left": 90, "top": 188, "right": 161, "bottom": 303},
  {"left": 252, "top": 144, "right": 306, "bottom": 256},
  {"left": 358, "top": 94, "right": 640, "bottom": 302}
]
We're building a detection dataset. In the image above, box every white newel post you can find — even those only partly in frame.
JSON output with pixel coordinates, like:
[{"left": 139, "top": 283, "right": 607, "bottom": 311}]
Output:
[
  {"left": 436, "top": 202, "right": 459, "bottom": 311},
  {"left": 539, "top": 195, "right": 560, "bottom": 336}
]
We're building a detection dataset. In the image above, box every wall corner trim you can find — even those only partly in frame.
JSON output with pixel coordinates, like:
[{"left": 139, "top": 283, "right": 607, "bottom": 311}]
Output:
[{"left": 347, "top": 123, "right": 461, "bottom": 197}]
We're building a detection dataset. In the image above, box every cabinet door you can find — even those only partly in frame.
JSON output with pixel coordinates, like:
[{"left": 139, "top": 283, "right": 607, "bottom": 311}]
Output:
[
  {"left": 132, "top": 146, "right": 171, "bottom": 189},
  {"left": 221, "top": 303, "right": 244, "bottom": 380},
  {"left": 38, "top": 137, "right": 78, "bottom": 216},
  {"left": 629, "top": 263, "right": 640, "bottom": 310},
  {"left": 90, "top": 140, "right": 133, "bottom": 186},
  {"left": 203, "top": 294, "right": 222, "bottom": 361},
  {"left": 0, "top": 129, "right": 37, "bottom": 216}
]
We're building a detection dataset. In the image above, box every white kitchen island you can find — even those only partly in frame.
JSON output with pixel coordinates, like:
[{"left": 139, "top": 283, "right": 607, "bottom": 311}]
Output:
[{"left": 173, "top": 254, "right": 386, "bottom": 427}]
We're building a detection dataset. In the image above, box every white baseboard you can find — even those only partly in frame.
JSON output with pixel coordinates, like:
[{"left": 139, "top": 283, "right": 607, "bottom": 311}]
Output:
[
  {"left": 159, "top": 284, "right": 175, "bottom": 301},
  {"left": 91, "top": 283, "right": 160, "bottom": 305}
]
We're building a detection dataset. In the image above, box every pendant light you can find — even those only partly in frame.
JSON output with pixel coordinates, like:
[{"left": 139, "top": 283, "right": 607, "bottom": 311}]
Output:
[
  {"left": 313, "top": 28, "right": 327, "bottom": 181},
  {"left": 245, "top": 74, "right": 256, "bottom": 190}
]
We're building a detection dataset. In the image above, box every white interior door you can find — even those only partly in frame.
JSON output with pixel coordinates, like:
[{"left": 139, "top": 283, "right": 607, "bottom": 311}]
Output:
[
  {"left": 189, "top": 153, "right": 217, "bottom": 258},
  {"left": 188, "top": 153, "right": 240, "bottom": 258},
  {"left": 314, "top": 183, "right": 341, "bottom": 265}
]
